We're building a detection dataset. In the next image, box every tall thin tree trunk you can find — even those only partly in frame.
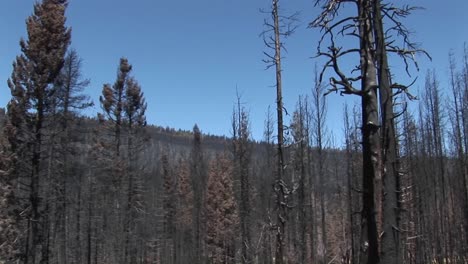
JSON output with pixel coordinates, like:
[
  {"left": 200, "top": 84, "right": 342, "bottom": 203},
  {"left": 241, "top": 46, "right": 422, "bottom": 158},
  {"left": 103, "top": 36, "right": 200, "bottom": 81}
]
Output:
[
  {"left": 272, "top": 1, "right": 286, "bottom": 263},
  {"left": 29, "top": 94, "right": 44, "bottom": 264},
  {"left": 373, "top": 1, "right": 401, "bottom": 263},
  {"left": 358, "top": 1, "right": 380, "bottom": 263}
]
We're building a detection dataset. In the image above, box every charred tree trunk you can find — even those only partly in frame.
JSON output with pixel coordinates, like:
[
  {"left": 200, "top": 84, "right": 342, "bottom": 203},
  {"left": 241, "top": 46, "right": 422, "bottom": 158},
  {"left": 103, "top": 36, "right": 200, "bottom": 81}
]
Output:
[
  {"left": 373, "top": 1, "right": 401, "bottom": 263},
  {"left": 272, "top": 1, "right": 286, "bottom": 263},
  {"left": 358, "top": 1, "right": 380, "bottom": 263},
  {"left": 232, "top": 94, "right": 252, "bottom": 264}
]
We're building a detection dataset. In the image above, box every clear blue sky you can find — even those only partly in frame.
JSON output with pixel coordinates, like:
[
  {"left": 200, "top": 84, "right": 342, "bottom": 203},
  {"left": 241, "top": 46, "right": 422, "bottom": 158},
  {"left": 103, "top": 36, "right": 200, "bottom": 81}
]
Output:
[{"left": 1, "top": 0, "right": 467, "bottom": 142}]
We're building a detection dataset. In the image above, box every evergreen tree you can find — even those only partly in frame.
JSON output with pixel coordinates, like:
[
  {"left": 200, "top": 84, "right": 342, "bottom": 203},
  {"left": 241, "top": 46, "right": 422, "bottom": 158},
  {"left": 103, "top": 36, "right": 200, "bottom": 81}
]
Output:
[
  {"left": 0, "top": 121, "right": 20, "bottom": 263},
  {"left": 98, "top": 57, "right": 147, "bottom": 264},
  {"left": 205, "top": 154, "right": 238, "bottom": 264},
  {"left": 176, "top": 159, "right": 194, "bottom": 263},
  {"left": 47, "top": 48, "right": 92, "bottom": 264},
  {"left": 162, "top": 152, "right": 176, "bottom": 263},
  {"left": 190, "top": 124, "right": 207, "bottom": 263},
  {"left": 54, "top": 49, "right": 93, "bottom": 127},
  {"left": 99, "top": 58, "right": 133, "bottom": 156},
  {"left": 6, "top": 0, "right": 71, "bottom": 262}
]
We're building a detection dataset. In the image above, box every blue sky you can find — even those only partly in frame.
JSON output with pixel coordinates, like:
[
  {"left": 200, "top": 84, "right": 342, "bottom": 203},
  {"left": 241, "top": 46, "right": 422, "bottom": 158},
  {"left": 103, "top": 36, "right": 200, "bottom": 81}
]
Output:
[{"left": 1, "top": 0, "right": 467, "bottom": 142}]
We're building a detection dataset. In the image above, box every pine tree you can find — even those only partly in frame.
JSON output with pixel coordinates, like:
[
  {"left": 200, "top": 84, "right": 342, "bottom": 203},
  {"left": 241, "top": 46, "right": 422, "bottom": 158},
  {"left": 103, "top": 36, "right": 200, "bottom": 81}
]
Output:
[
  {"left": 99, "top": 58, "right": 133, "bottom": 157},
  {"left": 47, "top": 48, "right": 92, "bottom": 264},
  {"left": 98, "top": 57, "right": 147, "bottom": 264},
  {"left": 123, "top": 66, "right": 146, "bottom": 264},
  {"left": 205, "top": 154, "right": 238, "bottom": 264},
  {"left": 190, "top": 124, "right": 207, "bottom": 263},
  {"left": 6, "top": 0, "right": 71, "bottom": 262},
  {"left": 0, "top": 121, "right": 20, "bottom": 263},
  {"left": 124, "top": 77, "right": 147, "bottom": 130},
  {"left": 176, "top": 160, "right": 194, "bottom": 228},
  {"left": 176, "top": 159, "right": 194, "bottom": 263},
  {"left": 162, "top": 152, "right": 176, "bottom": 263},
  {"left": 54, "top": 49, "right": 92, "bottom": 127}
]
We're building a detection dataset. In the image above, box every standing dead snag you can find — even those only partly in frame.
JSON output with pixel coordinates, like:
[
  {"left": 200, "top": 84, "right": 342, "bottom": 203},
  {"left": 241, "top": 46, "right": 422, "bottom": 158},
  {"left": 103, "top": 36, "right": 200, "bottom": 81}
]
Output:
[
  {"left": 261, "top": 1, "right": 298, "bottom": 263},
  {"left": 343, "top": 103, "right": 363, "bottom": 264},
  {"left": 311, "top": 0, "right": 428, "bottom": 263},
  {"left": 372, "top": 3, "right": 429, "bottom": 264},
  {"left": 290, "top": 97, "right": 307, "bottom": 264},
  {"left": 372, "top": 2, "right": 399, "bottom": 264},
  {"left": 231, "top": 92, "right": 252, "bottom": 264},
  {"left": 50, "top": 48, "right": 92, "bottom": 264},
  {"left": 448, "top": 48, "right": 468, "bottom": 258},
  {"left": 311, "top": 0, "right": 380, "bottom": 262},
  {"left": 311, "top": 67, "right": 329, "bottom": 264}
]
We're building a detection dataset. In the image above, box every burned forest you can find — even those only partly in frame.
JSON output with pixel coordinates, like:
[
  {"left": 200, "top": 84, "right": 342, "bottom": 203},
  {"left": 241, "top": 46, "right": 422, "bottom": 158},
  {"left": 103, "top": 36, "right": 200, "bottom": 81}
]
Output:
[{"left": 1, "top": 0, "right": 467, "bottom": 263}]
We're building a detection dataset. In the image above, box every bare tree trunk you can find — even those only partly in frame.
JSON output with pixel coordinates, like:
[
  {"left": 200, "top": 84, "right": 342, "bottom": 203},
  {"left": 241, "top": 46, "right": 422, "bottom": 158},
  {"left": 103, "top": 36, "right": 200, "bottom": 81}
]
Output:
[
  {"left": 272, "top": 1, "right": 286, "bottom": 263},
  {"left": 312, "top": 70, "right": 328, "bottom": 264},
  {"left": 373, "top": 1, "right": 401, "bottom": 263},
  {"left": 358, "top": 1, "right": 380, "bottom": 263},
  {"left": 232, "top": 93, "right": 252, "bottom": 264},
  {"left": 29, "top": 94, "right": 44, "bottom": 264},
  {"left": 299, "top": 99, "right": 308, "bottom": 264},
  {"left": 344, "top": 104, "right": 360, "bottom": 264}
]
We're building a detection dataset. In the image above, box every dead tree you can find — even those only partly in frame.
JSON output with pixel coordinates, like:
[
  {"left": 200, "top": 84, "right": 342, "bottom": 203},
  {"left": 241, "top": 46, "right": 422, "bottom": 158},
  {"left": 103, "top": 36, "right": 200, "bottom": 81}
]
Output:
[
  {"left": 448, "top": 48, "right": 468, "bottom": 258},
  {"left": 231, "top": 92, "right": 253, "bottom": 264},
  {"left": 311, "top": 66, "right": 328, "bottom": 264},
  {"left": 311, "top": 1, "right": 428, "bottom": 263},
  {"left": 261, "top": 1, "right": 298, "bottom": 263},
  {"left": 311, "top": 1, "right": 381, "bottom": 262},
  {"left": 372, "top": 3, "right": 429, "bottom": 264},
  {"left": 99, "top": 57, "right": 147, "bottom": 264},
  {"left": 343, "top": 103, "right": 363, "bottom": 264},
  {"left": 49, "top": 48, "right": 92, "bottom": 264},
  {"left": 290, "top": 96, "right": 310, "bottom": 264},
  {"left": 190, "top": 124, "right": 207, "bottom": 264}
]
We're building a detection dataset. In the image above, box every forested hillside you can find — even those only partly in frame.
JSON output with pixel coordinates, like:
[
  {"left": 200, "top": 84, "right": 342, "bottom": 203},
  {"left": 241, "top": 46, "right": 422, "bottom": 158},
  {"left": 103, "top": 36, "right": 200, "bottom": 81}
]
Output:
[{"left": 1, "top": 0, "right": 467, "bottom": 264}]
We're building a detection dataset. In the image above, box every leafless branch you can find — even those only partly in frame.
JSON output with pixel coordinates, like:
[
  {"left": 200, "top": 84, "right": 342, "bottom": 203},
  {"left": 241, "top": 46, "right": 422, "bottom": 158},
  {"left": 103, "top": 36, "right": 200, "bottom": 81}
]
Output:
[
  {"left": 379, "top": 4, "right": 431, "bottom": 76},
  {"left": 391, "top": 78, "right": 418, "bottom": 100}
]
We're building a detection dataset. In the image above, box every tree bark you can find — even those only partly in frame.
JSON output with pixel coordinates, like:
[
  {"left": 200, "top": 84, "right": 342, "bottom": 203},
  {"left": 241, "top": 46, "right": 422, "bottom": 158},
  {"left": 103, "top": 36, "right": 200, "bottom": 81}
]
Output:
[
  {"left": 358, "top": 1, "right": 380, "bottom": 263},
  {"left": 373, "top": 1, "right": 401, "bottom": 263},
  {"left": 272, "top": 1, "right": 286, "bottom": 263}
]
